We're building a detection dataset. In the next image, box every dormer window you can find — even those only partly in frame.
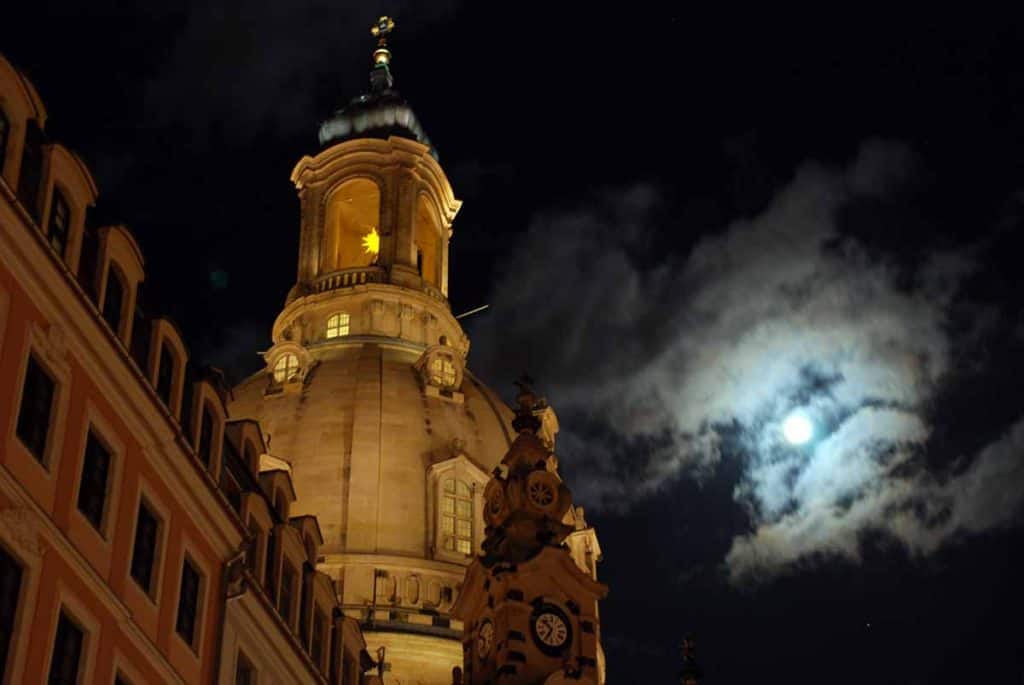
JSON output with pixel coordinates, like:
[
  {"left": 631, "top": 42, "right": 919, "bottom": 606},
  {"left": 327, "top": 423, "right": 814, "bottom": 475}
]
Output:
[
  {"left": 47, "top": 189, "right": 70, "bottom": 257},
  {"left": 273, "top": 354, "right": 299, "bottom": 383},
  {"left": 102, "top": 266, "right": 126, "bottom": 338},
  {"left": 326, "top": 313, "right": 350, "bottom": 339},
  {"left": 430, "top": 357, "right": 456, "bottom": 388},
  {"left": 0, "top": 109, "right": 9, "bottom": 174},
  {"left": 442, "top": 478, "right": 473, "bottom": 555},
  {"left": 17, "top": 120, "right": 43, "bottom": 220}
]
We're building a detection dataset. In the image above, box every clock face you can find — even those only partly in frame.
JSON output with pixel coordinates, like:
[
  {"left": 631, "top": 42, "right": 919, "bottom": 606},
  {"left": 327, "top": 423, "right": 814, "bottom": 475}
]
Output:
[
  {"left": 476, "top": 620, "right": 494, "bottom": 659},
  {"left": 531, "top": 607, "right": 571, "bottom": 653}
]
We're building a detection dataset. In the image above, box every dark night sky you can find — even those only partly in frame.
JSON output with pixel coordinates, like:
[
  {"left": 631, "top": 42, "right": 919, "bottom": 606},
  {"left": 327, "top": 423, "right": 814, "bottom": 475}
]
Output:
[{"left": 5, "top": 5, "right": 1024, "bottom": 683}]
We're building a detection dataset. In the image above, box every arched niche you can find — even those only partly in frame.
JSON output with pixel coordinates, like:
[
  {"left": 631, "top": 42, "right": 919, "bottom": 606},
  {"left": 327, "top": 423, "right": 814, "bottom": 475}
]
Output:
[
  {"left": 322, "top": 177, "right": 380, "bottom": 272},
  {"left": 414, "top": 194, "right": 442, "bottom": 288}
]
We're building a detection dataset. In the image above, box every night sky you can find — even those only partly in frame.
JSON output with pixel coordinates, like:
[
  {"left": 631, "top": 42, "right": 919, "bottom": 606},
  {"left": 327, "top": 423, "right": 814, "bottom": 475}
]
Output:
[{"left": 5, "top": 5, "right": 1024, "bottom": 683}]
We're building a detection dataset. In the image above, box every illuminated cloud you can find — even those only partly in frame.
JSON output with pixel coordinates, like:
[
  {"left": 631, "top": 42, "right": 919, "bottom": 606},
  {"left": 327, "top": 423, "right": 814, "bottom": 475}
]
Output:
[{"left": 473, "top": 140, "right": 1024, "bottom": 582}]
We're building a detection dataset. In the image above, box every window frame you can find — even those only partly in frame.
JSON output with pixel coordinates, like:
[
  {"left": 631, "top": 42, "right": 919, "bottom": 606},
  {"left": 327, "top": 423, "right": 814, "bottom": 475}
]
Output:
[
  {"left": 8, "top": 324, "right": 71, "bottom": 485},
  {"left": 325, "top": 312, "right": 350, "bottom": 339},
  {"left": 43, "top": 586, "right": 100, "bottom": 685},
  {"left": 45, "top": 186, "right": 72, "bottom": 259},
  {"left": 173, "top": 550, "right": 208, "bottom": 655},
  {"left": 71, "top": 404, "right": 126, "bottom": 544},
  {"left": 272, "top": 353, "right": 300, "bottom": 384},
  {"left": 127, "top": 483, "right": 169, "bottom": 605}
]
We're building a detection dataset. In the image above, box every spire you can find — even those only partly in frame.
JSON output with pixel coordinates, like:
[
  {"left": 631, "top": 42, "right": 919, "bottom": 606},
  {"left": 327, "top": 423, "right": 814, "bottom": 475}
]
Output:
[
  {"left": 317, "top": 15, "right": 435, "bottom": 154},
  {"left": 369, "top": 15, "right": 395, "bottom": 92}
]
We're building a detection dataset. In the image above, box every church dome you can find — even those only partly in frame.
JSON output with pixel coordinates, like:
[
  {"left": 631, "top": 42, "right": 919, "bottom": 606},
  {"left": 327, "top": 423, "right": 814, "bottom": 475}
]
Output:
[{"left": 228, "top": 19, "right": 515, "bottom": 684}]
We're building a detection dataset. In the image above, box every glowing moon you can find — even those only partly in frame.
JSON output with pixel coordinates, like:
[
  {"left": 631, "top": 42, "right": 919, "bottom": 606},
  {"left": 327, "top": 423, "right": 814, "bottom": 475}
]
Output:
[{"left": 783, "top": 413, "right": 814, "bottom": 445}]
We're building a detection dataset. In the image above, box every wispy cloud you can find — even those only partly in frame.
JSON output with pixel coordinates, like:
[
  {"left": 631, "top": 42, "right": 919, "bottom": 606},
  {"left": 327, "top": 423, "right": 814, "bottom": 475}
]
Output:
[{"left": 472, "top": 140, "right": 1024, "bottom": 582}]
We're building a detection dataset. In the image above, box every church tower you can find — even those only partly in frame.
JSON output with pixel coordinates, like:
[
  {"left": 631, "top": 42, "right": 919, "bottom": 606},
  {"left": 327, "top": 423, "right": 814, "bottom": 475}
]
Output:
[
  {"left": 451, "top": 381, "right": 608, "bottom": 685},
  {"left": 230, "top": 18, "right": 516, "bottom": 684}
]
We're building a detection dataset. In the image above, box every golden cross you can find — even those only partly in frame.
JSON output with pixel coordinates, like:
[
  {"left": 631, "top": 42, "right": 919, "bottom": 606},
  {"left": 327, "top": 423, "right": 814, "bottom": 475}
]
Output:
[{"left": 371, "top": 16, "right": 395, "bottom": 44}]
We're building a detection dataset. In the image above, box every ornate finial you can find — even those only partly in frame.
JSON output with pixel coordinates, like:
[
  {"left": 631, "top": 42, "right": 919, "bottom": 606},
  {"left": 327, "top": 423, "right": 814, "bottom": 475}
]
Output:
[
  {"left": 370, "top": 16, "right": 395, "bottom": 66},
  {"left": 512, "top": 374, "right": 542, "bottom": 433}
]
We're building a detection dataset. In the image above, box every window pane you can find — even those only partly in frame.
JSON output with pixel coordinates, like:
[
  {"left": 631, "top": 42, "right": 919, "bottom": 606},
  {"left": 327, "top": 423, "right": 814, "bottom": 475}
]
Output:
[
  {"left": 197, "top": 408, "right": 214, "bottom": 467},
  {"left": 0, "top": 546, "right": 23, "bottom": 681},
  {"left": 48, "top": 611, "right": 84, "bottom": 685},
  {"left": 456, "top": 519, "right": 471, "bottom": 538},
  {"left": 442, "top": 515, "right": 454, "bottom": 535},
  {"left": 131, "top": 500, "right": 160, "bottom": 594},
  {"left": 457, "top": 539, "right": 472, "bottom": 555},
  {"left": 47, "top": 192, "right": 70, "bottom": 257},
  {"left": 443, "top": 478, "right": 455, "bottom": 494},
  {"left": 156, "top": 343, "right": 175, "bottom": 406},
  {"left": 456, "top": 481, "right": 471, "bottom": 498},
  {"left": 279, "top": 564, "right": 295, "bottom": 627},
  {"left": 442, "top": 496, "right": 454, "bottom": 515},
  {"left": 102, "top": 269, "right": 125, "bottom": 336},
  {"left": 17, "top": 355, "right": 56, "bottom": 463},
  {"left": 77, "top": 430, "right": 111, "bottom": 531},
  {"left": 175, "top": 558, "right": 201, "bottom": 648},
  {"left": 443, "top": 537, "right": 455, "bottom": 551},
  {"left": 456, "top": 500, "right": 471, "bottom": 519}
]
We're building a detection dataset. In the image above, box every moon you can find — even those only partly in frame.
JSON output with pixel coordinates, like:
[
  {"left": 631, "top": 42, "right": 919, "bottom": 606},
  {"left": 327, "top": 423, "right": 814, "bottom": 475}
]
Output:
[{"left": 783, "top": 412, "right": 814, "bottom": 445}]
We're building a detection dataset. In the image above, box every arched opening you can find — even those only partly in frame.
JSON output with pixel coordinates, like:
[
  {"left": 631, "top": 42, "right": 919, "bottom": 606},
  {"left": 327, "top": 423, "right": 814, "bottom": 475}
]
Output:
[
  {"left": 414, "top": 195, "right": 441, "bottom": 287},
  {"left": 273, "top": 353, "right": 299, "bottom": 383},
  {"left": 322, "top": 178, "right": 380, "bottom": 272}
]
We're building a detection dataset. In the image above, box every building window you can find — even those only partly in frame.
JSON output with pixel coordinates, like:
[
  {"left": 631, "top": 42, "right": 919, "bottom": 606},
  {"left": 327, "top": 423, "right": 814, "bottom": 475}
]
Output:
[
  {"left": 77, "top": 430, "right": 112, "bottom": 533},
  {"left": 246, "top": 520, "right": 262, "bottom": 582},
  {"left": 47, "top": 190, "right": 71, "bottom": 258},
  {"left": 156, "top": 342, "right": 175, "bottom": 407},
  {"left": 197, "top": 406, "right": 215, "bottom": 468},
  {"left": 265, "top": 530, "right": 277, "bottom": 604},
  {"left": 0, "top": 109, "right": 9, "bottom": 175},
  {"left": 326, "top": 313, "right": 350, "bottom": 339},
  {"left": 235, "top": 651, "right": 255, "bottom": 685},
  {"left": 102, "top": 267, "right": 126, "bottom": 337},
  {"left": 0, "top": 546, "right": 23, "bottom": 682},
  {"left": 16, "top": 121, "right": 43, "bottom": 220},
  {"left": 175, "top": 557, "right": 202, "bottom": 650},
  {"left": 429, "top": 357, "right": 457, "bottom": 388},
  {"left": 130, "top": 499, "right": 161, "bottom": 596},
  {"left": 311, "top": 610, "right": 326, "bottom": 669},
  {"left": 279, "top": 563, "right": 296, "bottom": 629},
  {"left": 442, "top": 479, "right": 473, "bottom": 555},
  {"left": 272, "top": 354, "right": 299, "bottom": 383},
  {"left": 48, "top": 610, "right": 85, "bottom": 685},
  {"left": 16, "top": 354, "right": 56, "bottom": 463}
]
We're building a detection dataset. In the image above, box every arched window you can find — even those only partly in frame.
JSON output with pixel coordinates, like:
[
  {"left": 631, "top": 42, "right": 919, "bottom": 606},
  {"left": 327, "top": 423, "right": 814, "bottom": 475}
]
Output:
[
  {"left": 102, "top": 266, "right": 126, "bottom": 337},
  {"left": 414, "top": 195, "right": 441, "bottom": 287},
  {"left": 47, "top": 189, "right": 70, "bottom": 257},
  {"left": 322, "top": 178, "right": 380, "bottom": 272},
  {"left": 442, "top": 478, "right": 473, "bottom": 555},
  {"left": 0, "top": 108, "right": 9, "bottom": 174},
  {"left": 273, "top": 354, "right": 299, "bottom": 383},
  {"left": 430, "top": 357, "right": 457, "bottom": 388},
  {"left": 325, "top": 313, "right": 350, "bottom": 339}
]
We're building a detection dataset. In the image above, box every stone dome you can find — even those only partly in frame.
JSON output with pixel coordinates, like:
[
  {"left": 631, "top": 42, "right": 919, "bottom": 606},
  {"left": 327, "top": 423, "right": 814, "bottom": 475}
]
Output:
[{"left": 230, "top": 343, "right": 514, "bottom": 558}]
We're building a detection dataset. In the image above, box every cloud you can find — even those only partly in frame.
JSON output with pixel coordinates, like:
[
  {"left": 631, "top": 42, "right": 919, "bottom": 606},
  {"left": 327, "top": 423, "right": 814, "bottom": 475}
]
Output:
[{"left": 472, "top": 140, "right": 1024, "bottom": 581}]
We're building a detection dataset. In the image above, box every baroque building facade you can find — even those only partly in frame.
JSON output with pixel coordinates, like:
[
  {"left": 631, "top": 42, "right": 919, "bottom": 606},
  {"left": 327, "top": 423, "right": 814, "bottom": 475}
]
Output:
[{"left": 0, "top": 17, "right": 605, "bottom": 685}]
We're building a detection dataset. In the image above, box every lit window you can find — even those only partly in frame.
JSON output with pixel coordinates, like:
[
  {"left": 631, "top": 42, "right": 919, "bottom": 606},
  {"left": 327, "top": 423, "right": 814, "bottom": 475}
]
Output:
[
  {"left": 273, "top": 354, "right": 299, "bottom": 383},
  {"left": 429, "top": 357, "right": 457, "bottom": 388},
  {"left": 442, "top": 478, "right": 473, "bottom": 555},
  {"left": 326, "top": 313, "right": 350, "bottom": 339}
]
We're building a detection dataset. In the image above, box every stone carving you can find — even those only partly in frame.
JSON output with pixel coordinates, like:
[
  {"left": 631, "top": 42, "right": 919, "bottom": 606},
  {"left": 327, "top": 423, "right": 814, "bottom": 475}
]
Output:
[{"left": 0, "top": 507, "right": 45, "bottom": 559}]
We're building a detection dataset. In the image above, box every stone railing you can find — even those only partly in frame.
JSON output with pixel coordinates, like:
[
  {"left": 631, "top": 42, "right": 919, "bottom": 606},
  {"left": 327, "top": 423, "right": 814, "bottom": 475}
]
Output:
[{"left": 313, "top": 266, "right": 386, "bottom": 293}]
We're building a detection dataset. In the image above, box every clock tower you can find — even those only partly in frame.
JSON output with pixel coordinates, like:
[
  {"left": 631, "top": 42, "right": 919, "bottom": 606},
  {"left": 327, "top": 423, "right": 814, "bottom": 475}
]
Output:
[{"left": 451, "top": 380, "right": 608, "bottom": 684}]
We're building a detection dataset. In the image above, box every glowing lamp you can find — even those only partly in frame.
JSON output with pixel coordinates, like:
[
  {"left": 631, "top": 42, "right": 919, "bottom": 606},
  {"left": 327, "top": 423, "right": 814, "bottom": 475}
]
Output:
[{"left": 783, "top": 412, "right": 813, "bottom": 445}]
